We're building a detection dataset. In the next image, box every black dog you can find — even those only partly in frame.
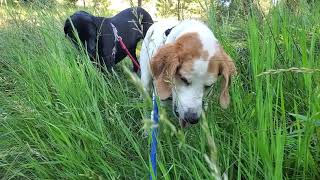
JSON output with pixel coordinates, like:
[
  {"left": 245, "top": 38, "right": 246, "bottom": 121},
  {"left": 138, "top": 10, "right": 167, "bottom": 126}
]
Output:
[{"left": 64, "top": 7, "right": 153, "bottom": 72}]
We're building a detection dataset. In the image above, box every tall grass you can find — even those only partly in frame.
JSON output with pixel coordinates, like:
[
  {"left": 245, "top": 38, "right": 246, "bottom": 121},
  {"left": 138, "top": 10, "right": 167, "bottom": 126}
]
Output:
[{"left": 1, "top": 1, "right": 319, "bottom": 179}]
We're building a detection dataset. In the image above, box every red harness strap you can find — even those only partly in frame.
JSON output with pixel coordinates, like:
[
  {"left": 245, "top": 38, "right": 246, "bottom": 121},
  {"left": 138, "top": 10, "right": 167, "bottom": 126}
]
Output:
[{"left": 110, "top": 23, "right": 141, "bottom": 70}]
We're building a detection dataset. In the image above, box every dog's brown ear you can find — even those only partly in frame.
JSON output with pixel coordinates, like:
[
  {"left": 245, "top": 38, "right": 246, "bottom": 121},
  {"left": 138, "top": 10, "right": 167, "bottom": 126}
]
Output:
[
  {"left": 210, "top": 46, "right": 236, "bottom": 109},
  {"left": 150, "top": 43, "right": 180, "bottom": 100}
]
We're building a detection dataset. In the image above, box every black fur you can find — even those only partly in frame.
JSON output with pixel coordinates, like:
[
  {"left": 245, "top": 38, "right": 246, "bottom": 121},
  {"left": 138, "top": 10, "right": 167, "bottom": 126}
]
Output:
[
  {"left": 64, "top": 7, "right": 153, "bottom": 72},
  {"left": 165, "top": 27, "right": 174, "bottom": 36}
]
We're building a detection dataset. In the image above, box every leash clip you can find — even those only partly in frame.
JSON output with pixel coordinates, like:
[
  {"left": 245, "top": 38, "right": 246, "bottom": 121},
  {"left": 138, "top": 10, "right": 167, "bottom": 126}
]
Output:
[
  {"left": 110, "top": 23, "right": 120, "bottom": 41},
  {"left": 110, "top": 23, "right": 119, "bottom": 59}
]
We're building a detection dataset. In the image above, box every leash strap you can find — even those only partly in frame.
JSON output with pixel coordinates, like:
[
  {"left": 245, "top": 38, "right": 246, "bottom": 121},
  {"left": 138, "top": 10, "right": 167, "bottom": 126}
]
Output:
[
  {"left": 150, "top": 91, "right": 159, "bottom": 180},
  {"left": 110, "top": 22, "right": 140, "bottom": 69},
  {"left": 149, "top": 24, "right": 176, "bottom": 179},
  {"left": 118, "top": 38, "right": 141, "bottom": 69},
  {"left": 111, "top": 22, "right": 158, "bottom": 179}
]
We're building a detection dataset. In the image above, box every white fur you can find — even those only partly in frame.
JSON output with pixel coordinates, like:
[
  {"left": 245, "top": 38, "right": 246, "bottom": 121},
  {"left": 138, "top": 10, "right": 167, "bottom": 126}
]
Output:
[
  {"left": 165, "top": 20, "right": 219, "bottom": 58},
  {"left": 173, "top": 60, "right": 215, "bottom": 120},
  {"left": 140, "top": 19, "right": 220, "bottom": 123}
]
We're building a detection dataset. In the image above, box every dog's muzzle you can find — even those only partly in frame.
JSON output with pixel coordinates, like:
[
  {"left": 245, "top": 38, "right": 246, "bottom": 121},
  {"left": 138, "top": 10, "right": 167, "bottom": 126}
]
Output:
[
  {"left": 174, "top": 105, "right": 200, "bottom": 127},
  {"left": 184, "top": 111, "right": 199, "bottom": 124}
]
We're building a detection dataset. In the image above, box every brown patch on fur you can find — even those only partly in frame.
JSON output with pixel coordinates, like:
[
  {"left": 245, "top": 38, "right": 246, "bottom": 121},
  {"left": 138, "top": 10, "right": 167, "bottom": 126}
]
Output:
[
  {"left": 175, "top": 32, "right": 203, "bottom": 60},
  {"left": 150, "top": 32, "right": 204, "bottom": 99},
  {"left": 150, "top": 43, "right": 179, "bottom": 100},
  {"left": 208, "top": 46, "right": 236, "bottom": 109}
]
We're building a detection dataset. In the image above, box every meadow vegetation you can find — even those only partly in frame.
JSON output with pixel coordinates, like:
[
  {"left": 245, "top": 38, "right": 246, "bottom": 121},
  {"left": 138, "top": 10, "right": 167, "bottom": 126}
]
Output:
[{"left": 0, "top": 0, "right": 319, "bottom": 179}]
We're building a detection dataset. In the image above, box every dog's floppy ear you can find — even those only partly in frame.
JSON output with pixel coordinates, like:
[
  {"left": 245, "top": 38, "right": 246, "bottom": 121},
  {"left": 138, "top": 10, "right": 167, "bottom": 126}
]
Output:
[
  {"left": 150, "top": 43, "right": 180, "bottom": 100},
  {"left": 210, "top": 46, "right": 236, "bottom": 109}
]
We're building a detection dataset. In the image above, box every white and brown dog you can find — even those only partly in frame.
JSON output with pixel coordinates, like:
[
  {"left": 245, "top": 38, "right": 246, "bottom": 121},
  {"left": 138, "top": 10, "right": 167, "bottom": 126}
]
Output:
[{"left": 140, "top": 20, "right": 236, "bottom": 127}]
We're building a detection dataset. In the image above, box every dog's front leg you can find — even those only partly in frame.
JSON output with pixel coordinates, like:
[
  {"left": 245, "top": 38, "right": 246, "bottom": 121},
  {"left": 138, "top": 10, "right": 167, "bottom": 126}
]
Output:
[
  {"left": 101, "top": 55, "right": 115, "bottom": 72},
  {"left": 140, "top": 62, "right": 152, "bottom": 94},
  {"left": 98, "top": 34, "right": 116, "bottom": 72}
]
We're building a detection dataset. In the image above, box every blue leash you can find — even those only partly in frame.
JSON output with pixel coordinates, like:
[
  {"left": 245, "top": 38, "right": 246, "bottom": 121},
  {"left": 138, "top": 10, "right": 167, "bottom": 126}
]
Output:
[{"left": 150, "top": 91, "right": 159, "bottom": 180}]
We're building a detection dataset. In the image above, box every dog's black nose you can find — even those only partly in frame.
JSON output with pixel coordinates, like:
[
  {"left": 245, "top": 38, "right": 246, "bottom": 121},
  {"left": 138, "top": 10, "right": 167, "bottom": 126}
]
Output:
[{"left": 184, "top": 111, "right": 199, "bottom": 124}]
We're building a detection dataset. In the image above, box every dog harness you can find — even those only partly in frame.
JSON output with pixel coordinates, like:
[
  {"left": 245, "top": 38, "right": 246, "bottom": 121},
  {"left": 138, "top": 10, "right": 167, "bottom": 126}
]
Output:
[{"left": 165, "top": 26, "right": 175, "bottom": 36}]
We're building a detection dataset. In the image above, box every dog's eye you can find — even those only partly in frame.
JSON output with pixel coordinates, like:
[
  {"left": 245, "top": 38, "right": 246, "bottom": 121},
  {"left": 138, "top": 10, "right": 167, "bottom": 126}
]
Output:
[{"left": 180, "top": 77, "right": 190, "bottom": 86}]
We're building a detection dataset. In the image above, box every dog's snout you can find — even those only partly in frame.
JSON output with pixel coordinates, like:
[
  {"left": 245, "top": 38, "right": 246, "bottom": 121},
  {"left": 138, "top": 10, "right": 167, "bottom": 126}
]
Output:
[{"left": 184, "top": 111, "right": 199, "bottom": 124}]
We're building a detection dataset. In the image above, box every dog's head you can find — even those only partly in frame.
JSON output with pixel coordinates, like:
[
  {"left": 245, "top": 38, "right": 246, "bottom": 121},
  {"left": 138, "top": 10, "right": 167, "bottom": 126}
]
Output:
[{"left": 150, "top": 32, "right": 236, "bottom": 127}]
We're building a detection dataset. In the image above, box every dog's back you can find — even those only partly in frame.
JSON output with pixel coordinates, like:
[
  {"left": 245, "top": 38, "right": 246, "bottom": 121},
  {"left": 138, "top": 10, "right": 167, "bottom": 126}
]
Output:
[
  {"left": 109, "top": 7, "right": 154, "bottom": 68},
  {"left": 111, "top": 7, "right": 153, "bottom": 38},
  {"left": 140, "top": 20, "right": 180, "bottom": 61}
]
